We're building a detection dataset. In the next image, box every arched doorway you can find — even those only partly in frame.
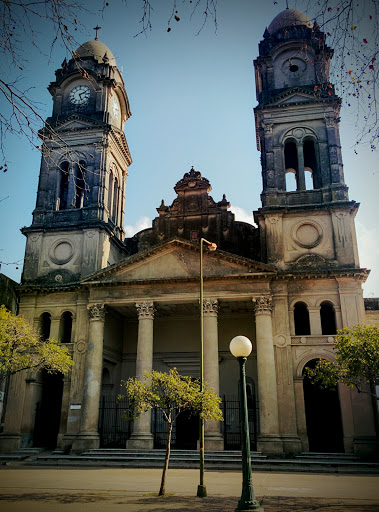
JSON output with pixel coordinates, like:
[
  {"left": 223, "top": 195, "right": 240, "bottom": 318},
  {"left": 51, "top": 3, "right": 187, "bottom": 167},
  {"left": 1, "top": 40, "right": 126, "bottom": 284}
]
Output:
[
  {"left": 302, "top": 359, "right": 344, "bottom": 452},
  {"left": 33, "top": 371, "right": 63, "bottom": 449}
]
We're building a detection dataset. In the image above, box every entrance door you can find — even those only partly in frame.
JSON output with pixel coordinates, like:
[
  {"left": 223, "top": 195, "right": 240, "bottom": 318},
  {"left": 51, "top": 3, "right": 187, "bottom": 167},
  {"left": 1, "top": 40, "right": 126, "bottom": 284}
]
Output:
[
  {"left": 303, "top": 360, "right": 344, "bottom": 452},
  {"left": 175, "top": 410, "right": 199, "bottom": 449},
  {"left": 34, "top": 372, "right": 63, "bottom": 449}
]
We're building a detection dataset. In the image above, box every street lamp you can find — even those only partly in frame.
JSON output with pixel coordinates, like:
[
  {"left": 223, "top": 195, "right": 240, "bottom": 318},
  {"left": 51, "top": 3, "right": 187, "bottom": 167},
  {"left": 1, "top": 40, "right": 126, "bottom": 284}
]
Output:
[
  {"left": 229, "top": 336, "right": 263, "bottom": 512},
  {"left": 197, "top": 237, "right": 217, "bottom": 499}
]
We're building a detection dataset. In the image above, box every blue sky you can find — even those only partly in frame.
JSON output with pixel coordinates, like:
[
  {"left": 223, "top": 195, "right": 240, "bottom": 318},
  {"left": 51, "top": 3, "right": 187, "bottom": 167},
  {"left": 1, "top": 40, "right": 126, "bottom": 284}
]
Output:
[{"left": 0, "top": 0, "right": 378, "bottom": 297}]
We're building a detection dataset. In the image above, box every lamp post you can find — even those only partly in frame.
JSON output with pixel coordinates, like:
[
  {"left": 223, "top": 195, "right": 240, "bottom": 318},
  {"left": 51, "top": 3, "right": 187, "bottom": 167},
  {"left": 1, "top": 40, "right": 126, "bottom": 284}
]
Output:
[
  {"left": 197, "top": 237, "right": 217, "bottom": 499},
  {"left": 229, "top": 336, "right": 264, "bottom": 512}
]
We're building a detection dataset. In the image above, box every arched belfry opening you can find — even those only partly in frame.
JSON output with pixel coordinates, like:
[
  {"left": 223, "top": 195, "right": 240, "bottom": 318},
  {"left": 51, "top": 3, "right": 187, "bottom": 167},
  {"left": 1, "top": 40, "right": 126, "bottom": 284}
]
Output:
[
  {"left": 74, "top": 160, "right": 86, "bottom": 208},
  {"left": 302, "top": 359, "right": 344, "bottom": 452},
  {"left": 320, "top": 301, "right": 337, "bottom": 335},
  {"left": 59, "top": 311, "right": 73, "bottom": 343},
  {"left": 294, "top": 302, "right": 310, "bottom": 335}
]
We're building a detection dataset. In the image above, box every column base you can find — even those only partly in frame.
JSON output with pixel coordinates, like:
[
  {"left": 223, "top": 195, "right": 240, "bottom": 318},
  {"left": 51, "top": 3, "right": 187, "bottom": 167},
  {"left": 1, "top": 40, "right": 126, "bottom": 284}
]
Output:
[
  {"left": 257, "top": 434, "right": 284, "bottom": 457},
  {"left": 0, "top": 434, "right": 21, "bottom": 454},
  {"left": 353, "top": 435, "right": 378, "bottom": 460},
  {"left": 205, "top": 432, "right": 224, "bottom": 451},
  {"left": 126, "top": 432, "right": 154, "bottom": 450},
  {"left": 70, "top": 432, "right": 100, "bottom": 454},
  {"left": 281, "top": 434, "right": 303, "bottom": 457}
]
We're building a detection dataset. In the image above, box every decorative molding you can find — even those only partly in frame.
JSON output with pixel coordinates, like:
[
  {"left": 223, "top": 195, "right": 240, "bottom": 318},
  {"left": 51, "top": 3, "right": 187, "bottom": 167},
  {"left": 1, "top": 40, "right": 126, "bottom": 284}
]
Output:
[
  {"left": 87, "top": 303, "right": 106, "bottom": 321},
  {"left": 203, "top": 298, "right": 218, "bottom": 316},
  {"left": 252, "top": 295, "right": 273, "bottom": 314},
  {"left": 136, "top": 301, "right": 155, "bottom": 320},
  {"left": 291, "top": 336, "right": 335, "bottom": 345},
  {"left": 75, "top": 340, "right": 87, "bottom": 353}
]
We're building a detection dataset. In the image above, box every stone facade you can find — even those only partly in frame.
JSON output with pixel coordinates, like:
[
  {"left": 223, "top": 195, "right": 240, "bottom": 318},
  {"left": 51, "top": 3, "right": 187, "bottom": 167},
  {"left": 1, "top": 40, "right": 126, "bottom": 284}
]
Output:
[{"left": 0, "top": 10, "right": 377, "bottom": 459}]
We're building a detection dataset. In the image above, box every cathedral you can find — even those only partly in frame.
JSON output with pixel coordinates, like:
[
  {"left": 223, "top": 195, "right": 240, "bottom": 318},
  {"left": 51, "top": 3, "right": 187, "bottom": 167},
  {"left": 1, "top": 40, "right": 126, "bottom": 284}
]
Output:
[{"left": 0, "top": 9, "right": 377, "bottom": 458}]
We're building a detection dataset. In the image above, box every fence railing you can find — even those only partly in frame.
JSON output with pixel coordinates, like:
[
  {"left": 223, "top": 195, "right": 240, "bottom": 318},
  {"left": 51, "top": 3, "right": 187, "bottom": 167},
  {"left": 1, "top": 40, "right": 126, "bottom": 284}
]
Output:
[{"left": 98, "top": 394, "right": 259, "bottom": 450}]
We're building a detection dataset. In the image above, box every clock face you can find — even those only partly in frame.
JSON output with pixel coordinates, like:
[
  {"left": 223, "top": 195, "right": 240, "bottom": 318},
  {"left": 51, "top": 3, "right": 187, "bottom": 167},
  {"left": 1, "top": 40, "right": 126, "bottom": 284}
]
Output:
[
  {"left": 281, "top": 58, "right": 307, "bottom": 78},
  {"left": 69, "top": 85, "right": 90, "bottom": 105},
  {"left": 112, "top": 97, "right": 120, "bottom": 120}
]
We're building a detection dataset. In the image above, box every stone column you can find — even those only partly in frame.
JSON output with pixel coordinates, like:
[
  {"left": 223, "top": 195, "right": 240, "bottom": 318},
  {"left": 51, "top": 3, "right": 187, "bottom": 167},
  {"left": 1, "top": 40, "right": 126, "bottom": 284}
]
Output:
[
  {"left": 126, "top": 301, "right": 155, "bottom": 449},
  {"left": 50, "top": 316, "right": 60, "bottom": 340},
  {"left": 253, "top": 296, "right": 283, "bottom": 455},
  {"left": 203, "top": 299, "right": 224, "bottom": 450},
  {"left": 293, "top": 377, "right": 309, "bottom": 452},
  {"left": 71, "top": 304, "right": 106, "bottom": 453},
  {"left": 296, "top": 143, "right": 306, "bottom": 190},
  {"left": 308, "top": 307, "right": 322, "bottom": 335}
]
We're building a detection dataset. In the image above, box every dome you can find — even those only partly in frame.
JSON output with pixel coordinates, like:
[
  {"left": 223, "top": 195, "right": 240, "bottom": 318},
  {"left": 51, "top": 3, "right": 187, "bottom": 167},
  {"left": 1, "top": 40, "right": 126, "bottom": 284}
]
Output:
[
  {"left": 268, "top": 9, "right": 313, "bottom": 35},
  {"left": 75, "top": 40, "right": 116, "bottom": 66}
]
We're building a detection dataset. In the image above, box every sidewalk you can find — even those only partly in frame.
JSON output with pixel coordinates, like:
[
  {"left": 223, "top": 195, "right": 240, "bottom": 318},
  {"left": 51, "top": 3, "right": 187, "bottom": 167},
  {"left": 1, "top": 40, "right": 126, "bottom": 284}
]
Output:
[{"left": 0, "top": 467, "right": 378, "bottom": 511}]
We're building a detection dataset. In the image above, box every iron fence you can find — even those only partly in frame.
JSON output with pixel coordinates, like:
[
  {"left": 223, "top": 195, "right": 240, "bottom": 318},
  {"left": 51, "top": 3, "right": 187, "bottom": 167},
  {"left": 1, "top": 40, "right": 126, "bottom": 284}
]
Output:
[{"left": 98, "top": 394, "right": 258, "bottom": 450}]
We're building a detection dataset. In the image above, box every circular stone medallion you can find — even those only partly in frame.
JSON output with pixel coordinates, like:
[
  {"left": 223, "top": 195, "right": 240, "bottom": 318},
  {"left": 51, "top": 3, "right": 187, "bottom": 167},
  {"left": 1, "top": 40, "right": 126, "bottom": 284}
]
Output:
[
  {"left": 292, "top": 221, "right": 323, "bottom": 249},
  {"left": 49, "top": 239, "right": 74, "bottom": 265}
]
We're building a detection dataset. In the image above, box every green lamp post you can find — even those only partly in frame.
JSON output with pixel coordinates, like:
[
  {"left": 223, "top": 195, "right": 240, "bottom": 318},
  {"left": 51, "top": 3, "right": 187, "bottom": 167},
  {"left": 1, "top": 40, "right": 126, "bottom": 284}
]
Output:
[
  {"left": 197, "top": 237, "right": 217, "bottom": 498},
  {"left": 229, "top": 336, "right": 263, "bottom": 512}
]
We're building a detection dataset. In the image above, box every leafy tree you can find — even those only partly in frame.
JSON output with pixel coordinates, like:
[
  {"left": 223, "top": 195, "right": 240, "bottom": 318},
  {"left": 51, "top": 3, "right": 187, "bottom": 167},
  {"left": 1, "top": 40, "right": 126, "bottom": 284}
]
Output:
[
  {"left": 0, "top": 305, "right": 74, "bottom": 378},
  {"left": 305, "top": 324, "right": 379, "bottom": 398},
  {"left": 119, "top": 368, "right": 223, "bottom": 496}
]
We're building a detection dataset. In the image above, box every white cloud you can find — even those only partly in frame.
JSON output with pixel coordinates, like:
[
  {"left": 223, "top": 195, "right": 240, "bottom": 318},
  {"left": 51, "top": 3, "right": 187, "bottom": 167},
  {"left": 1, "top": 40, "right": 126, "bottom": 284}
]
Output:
[
  {"left": 230, "top": 205, "right": 257, "bottom": 226},
  {"left": 124, "top": 216, "right": 152, "bottom": 237},
  {"left": 355, "top": 220, "right": 379, "bottom": 297}
]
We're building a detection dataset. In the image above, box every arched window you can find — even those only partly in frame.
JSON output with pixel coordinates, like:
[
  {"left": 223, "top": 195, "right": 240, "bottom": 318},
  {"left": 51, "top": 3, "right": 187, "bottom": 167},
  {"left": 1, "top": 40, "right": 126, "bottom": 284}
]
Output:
[
  {"left": 59, "top": 311, "right": 73, "bottom": 343},
  {"left": 74, "top": 160, "right": 86, "bottom": 209},
  {"left": 107, "top": 169, "right": 114, "bottom": 217},
  {"left": 304, "top": 169, "right": 314, "bottom": 190},
  {"left": 40, "top": 312, "right": 51, "bottom": 341},
  {"left": 320, "top": 301, "right": 337, "bottom": 335},
  {"left": 284, "top": 141, "right": 298, "bottom": 191},
  {"left": 58, "top": 161, "right": 70, "bottom": 210},
  {"left": 285, "top": 170, "right": 297, "bottom": 192},
  {"left": 294, "top": 301, "right": 311, "bottom": 335},
  {"left": 303, "top": 139, "right": 319, "bottom": 189},
  {"left": 112, "top": 176, "right": 118, "bottom": 223}
]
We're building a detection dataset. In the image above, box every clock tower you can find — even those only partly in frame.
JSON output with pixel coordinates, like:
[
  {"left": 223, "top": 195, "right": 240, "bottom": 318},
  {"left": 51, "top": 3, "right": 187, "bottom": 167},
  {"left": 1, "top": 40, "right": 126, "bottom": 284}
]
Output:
[
  {"left": 21, "top": 39, "right": 132, "bottom": 284},
  {"left": 253, "top": 9, "right": 360, "bottom": 271}
]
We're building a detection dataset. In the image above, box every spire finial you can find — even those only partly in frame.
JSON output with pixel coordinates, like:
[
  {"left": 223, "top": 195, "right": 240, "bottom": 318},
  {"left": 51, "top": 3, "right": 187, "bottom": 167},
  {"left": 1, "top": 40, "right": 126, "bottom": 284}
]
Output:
[
  {"left": 94, "top": 24, "right": 101, "bottom": 40},
  {"left": 286, "top": 0, "right": 289, "bottom": 8}
]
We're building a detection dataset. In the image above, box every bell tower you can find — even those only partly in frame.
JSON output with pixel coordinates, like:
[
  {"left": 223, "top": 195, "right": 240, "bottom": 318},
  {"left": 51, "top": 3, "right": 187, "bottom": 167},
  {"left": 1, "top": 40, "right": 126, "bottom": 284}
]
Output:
[
  {"left": 254, "top": 9, "right": 360, "bottom": 270},
  {"left": 22, "top": 39, "right": 132, "bottom": 284}
]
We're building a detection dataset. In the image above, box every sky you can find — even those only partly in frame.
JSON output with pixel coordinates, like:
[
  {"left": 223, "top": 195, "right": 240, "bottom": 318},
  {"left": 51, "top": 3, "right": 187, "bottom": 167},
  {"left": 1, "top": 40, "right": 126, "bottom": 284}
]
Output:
[{"left": 0, "top": 0, "right": 378, "bottom": 297}]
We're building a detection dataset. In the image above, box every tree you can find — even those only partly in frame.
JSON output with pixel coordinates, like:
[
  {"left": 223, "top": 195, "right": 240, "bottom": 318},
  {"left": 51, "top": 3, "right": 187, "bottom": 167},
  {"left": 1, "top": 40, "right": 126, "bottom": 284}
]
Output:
[
  {"left": 305, "top": 324, "right": 379, "bottom": 398},
  {"left": 119, "top": 368, "right": 223, "bottom": 496},
  {"left": 0, "top": 305, "right": 74, "bottom": 378},
  {"left": 302, "top": 0, "right": 379, "bottom": 151}
]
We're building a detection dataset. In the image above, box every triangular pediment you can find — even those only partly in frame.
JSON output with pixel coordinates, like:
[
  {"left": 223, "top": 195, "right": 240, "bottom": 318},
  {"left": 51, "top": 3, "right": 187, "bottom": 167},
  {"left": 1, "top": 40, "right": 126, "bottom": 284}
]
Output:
[
  {"left": 263, "top": 88, "right": 332, "bottom": 108},
  {"left": 51, "top": 115, "right": 106, "bottom": 132},
  {"left": 82, "top": 239, "right": 276, "bottom": 285}
]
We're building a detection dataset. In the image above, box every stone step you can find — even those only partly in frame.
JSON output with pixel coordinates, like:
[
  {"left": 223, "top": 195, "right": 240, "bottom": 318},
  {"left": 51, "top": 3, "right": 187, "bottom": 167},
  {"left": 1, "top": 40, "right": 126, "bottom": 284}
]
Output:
[
  {"left": 82, "top": 449, "right": 266, "bottom": 459},
  {"left": 295, "top": 452, "right": 360, "bottom": 461}
]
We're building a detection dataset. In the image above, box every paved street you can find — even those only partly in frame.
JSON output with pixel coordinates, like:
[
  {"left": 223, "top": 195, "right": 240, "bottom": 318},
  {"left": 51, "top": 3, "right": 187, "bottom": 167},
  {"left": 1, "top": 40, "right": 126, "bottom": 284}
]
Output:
[{"left": 0, "top": 467, "right": 378, "bottom": 511}]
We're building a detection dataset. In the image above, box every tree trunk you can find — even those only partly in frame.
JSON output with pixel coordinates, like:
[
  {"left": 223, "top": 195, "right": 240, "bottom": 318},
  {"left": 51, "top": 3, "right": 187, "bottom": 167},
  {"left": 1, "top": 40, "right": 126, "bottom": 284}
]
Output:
[{"left": 159, "top": 421, "right": 173, "bottom": 496}]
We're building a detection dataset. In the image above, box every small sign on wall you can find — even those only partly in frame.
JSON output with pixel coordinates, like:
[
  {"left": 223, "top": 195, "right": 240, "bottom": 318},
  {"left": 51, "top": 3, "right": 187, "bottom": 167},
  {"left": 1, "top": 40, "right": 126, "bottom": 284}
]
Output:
[{"left": 70, "top": 403, "right": 81, "bottom": 410}]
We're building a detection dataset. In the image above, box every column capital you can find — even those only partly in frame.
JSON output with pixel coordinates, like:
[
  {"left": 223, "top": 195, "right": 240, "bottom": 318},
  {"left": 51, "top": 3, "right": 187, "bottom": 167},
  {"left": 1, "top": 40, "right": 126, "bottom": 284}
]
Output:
[
  {"left": 87, "top": 303, "right": 106, "bottom": 321},
  {"left": 203, "top": 298, "right": 218, "bottom": 316},
  {"left": 136, "top": 301, "right": 155, "bottom": 320},
  {"left": 253, "top": 295, "right": 273, "bottom": 314}
]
